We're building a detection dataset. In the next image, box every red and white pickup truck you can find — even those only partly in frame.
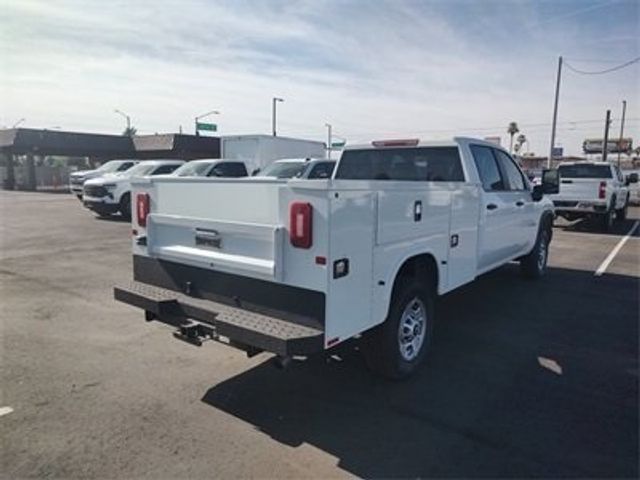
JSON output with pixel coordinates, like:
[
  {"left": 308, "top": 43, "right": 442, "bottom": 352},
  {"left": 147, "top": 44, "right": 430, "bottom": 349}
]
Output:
[{"left": 114, "top": 137, "right": 559, "bottom": 378}]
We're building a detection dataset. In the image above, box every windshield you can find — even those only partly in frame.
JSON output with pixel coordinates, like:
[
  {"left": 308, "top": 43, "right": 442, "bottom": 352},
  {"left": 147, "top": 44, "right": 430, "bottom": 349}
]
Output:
[
  {"left": 172, "top": 162, "right": 213, "bottom": 177},
  {"left": 97, "top": 161, "right": 128, "bottom": 173},
  {"left": 559, "top": 164, "right": 612, "bottom": 179},
  {"left": 257, "top": 162, "right": 307, "bottom": 178},
  {"left": 122, "top": 163, "right": 158, "bottom": 177}
]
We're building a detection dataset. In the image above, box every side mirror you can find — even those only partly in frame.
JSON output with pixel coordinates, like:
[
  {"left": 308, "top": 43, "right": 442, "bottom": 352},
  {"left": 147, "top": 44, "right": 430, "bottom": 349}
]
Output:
[
  {"left": 541, "top": 169, "right": 560, "bottom": 194},
  {"left": 532, "top": 185, "right": 543, "bottom": 202},
  {"left": 626, "top": 173, "right": 638, "bottom": 185},
  {"left": 251, "top": 168, "right": 261, "bottom": 176}
]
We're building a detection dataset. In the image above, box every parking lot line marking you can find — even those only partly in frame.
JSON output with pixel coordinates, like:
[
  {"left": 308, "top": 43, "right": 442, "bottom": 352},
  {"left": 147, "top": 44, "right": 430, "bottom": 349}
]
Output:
[
  {"left": 0, "top": 406, "right": 14, "bottom": 417},
  {"left": 594, "top": 220, "right": 639, "bottom": 277}
]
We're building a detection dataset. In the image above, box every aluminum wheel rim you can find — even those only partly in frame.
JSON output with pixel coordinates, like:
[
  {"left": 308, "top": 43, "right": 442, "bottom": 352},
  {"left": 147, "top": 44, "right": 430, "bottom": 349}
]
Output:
[{"left": 398, "top": 297, "right": 427, "bottom": 362}]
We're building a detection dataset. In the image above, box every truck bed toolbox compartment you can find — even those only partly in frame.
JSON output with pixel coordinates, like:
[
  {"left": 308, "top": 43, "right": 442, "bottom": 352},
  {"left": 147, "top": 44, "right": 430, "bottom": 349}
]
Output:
[{"left": 114, "top": 281, "right": 324, "bottom": 355}]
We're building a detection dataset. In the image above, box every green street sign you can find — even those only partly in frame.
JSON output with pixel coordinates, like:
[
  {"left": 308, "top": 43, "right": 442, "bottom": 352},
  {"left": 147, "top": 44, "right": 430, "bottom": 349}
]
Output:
[
  {"left": 196, "top": 122, "right": 217, "bottom": 132},
  {"left": 331, "top": 141, "right": 346, "bottom": 148}
]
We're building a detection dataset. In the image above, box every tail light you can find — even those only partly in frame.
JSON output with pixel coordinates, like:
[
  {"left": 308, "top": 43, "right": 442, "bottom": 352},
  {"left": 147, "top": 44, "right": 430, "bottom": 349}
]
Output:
[
  {"left": 136, "top": 193, "right": 150, "bottom": 227},
  {"left": 598, "top": 182, "right": 606, "bottom": 199},
  {"left": 290, "top": 202, "right": 312, "bottom": 248}
]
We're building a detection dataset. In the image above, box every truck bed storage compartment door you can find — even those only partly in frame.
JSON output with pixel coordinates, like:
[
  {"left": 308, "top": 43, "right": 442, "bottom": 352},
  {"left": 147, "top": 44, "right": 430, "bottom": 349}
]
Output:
[
  {"left": 146, "top": 214, "right": 284, "bottom": 281},
  {"left": 324, "top": 191, "right": 375, "bottom": 344}
]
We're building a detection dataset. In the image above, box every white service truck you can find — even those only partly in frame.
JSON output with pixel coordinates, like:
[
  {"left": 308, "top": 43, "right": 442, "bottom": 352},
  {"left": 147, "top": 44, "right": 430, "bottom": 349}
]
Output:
[
  {"left": 550, "top": 162, "right": 637, "bottom": 231},
  {"left": 115, "top": 137, "right": 559, "bottom": 378}
]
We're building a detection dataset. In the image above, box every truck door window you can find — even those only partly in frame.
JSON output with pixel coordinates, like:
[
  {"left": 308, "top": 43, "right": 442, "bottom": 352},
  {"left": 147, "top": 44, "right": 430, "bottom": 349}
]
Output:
[
  {"left": 336, "top": 147, "right": 464, "bottom": 181},
  {"left": 494, "top": 150, "right": 526, "bottom": 190},
  {"left": 152, "top": 164, "right": 181, "bottom": 175},
  {"left": 117, "top": 162, "right": 134, "bottom": 171},
  {"left": 470, "top": 145, "right": 505, "bottom": 191},
  {"left": 209, "top": 162, "right": 248, "bottom": 177},
  {"left": 307, "top": 162, "right": 335, "bottom": 179}
]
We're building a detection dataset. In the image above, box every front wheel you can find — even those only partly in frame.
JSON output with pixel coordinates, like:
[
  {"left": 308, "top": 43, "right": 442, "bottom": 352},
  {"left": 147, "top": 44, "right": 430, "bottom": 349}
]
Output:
[
  {"left": 119, "top": 193, "right": 131, "bottom": 221},
  {"left": 520, "top": 222, "right": 551, "bottom": 279},
  {"left": 361, "top": 278, "right": 434, "bottom": 380}
]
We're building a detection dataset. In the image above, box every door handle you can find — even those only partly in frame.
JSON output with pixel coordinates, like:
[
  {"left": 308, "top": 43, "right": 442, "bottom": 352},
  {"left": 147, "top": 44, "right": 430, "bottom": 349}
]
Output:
[
  {"left": 516, "top": 201, "right": 525, "bottom": 207},
  {"left": 486, "top": 203, "right": 498, "bottom": 210}
]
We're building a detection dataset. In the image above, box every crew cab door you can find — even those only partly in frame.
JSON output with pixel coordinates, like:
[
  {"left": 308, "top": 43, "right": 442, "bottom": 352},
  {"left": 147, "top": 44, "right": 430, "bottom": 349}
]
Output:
[
  {"left": 492, "top": 149, "right": 537, "bottom": 254},
  {"left": 470, "top": 145, "right": 526, "bottom": 271}
]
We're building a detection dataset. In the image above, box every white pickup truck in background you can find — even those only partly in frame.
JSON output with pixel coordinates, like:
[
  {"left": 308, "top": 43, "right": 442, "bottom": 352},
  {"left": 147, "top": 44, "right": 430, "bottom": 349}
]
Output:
[
  {"left": 83, "top": 160, "right": 184, "bottom": 218},
  {"left": 115, "top": 137, "right": 559, "bottom": 379},
  {"left": 550, "top": 162, "right": 638, "bottom": 231},
  {"left": 69, "top": 159, "right": 138, "bottom": 199}
]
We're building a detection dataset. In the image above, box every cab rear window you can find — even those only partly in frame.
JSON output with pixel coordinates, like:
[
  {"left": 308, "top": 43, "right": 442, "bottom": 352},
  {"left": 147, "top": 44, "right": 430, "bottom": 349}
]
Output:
[
  {"left": 558, "top": 165, "right": 612, "bottom": 179},
  {"left": 336, "top": 147, "right": 464, "bottom": 181}
]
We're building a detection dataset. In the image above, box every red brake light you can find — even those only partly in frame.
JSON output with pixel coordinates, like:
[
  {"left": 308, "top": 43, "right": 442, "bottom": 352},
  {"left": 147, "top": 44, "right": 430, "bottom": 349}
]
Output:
[
  {"left": 136, "top": 193, "right": 150, "bottom": 227},
  {"left": 290, "top": 202, "right": 312, "bottom": 249},
  {"left": 372, "top": 139, "right": 420, "bottom": 147},
  {"left": 598, "top": 181, "right": 606, "bottom": 199}
]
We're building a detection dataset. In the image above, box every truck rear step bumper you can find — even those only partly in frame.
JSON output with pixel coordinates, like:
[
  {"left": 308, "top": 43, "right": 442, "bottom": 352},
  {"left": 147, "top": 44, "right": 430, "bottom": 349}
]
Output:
[{"left": 114, "top": 281, "right": 324, "bottom": 356}]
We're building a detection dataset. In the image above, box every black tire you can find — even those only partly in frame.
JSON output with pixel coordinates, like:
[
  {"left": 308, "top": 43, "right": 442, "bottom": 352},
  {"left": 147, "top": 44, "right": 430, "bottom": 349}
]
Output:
[
  {"left": 361, "top": 277, "right": 434, "bottom": 380},
  {"left": 119, "top": 193, "right": 131, "bottom": 220},
  {"left": 616, "top": 197, "right": 628, "bottom": 222},
  {"left": 520, "top": 218, "right": 551, "bottom": 279},
  {"left": 75, "top": 194, "right": 83, "bottom": 201},
  {"left": 600, "top": 205, "right": 614, "bottom": 232}
]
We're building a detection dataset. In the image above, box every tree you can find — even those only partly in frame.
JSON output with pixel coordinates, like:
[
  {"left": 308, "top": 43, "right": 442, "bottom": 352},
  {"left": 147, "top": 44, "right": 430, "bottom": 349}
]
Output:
[
  {"left": 514, "top": 133, "right": 527, "bottom": 154},
  {"left": 507, "top": 122, "right": 520, "bottom": 153},
  {"left": 123, "top": 126, "right": 137, "bottom": 137}
]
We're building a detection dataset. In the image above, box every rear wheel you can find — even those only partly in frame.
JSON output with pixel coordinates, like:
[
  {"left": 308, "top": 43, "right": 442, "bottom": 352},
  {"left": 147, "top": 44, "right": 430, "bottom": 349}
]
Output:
[
  {"left": 361, "top": 278, "right": 434, "bottom": 380},
  {"left": 520, "top": 219, "right": 551, "bottom": 279},
  {"left": 600, "top": 206, "right": 614, "bottom": 232},
  {"left": 616, "top": 196, "right": 629, "bottom": 221},
  {"left": 119, "top": 193, "right": 131, "bottom": 220}
]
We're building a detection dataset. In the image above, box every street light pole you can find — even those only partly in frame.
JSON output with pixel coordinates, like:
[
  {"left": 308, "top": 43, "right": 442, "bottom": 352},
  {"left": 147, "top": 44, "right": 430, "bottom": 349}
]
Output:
[
  {"left": 325, "top": 123, "right": 332, "bottom": 159},
  {"left": 548, "top": 56, "right": 563, "bottom": 168},
  {"left": 617, "top": 100, "right": 627, "bottom": 167},
  {"left": 114, "top": 109, "right": 131, "bottom": 134},
  {"left": 194, "top": 109, "right": 220, "bottom": 136},
  {"left": 272, "top": 97, "right": 284, "bottom": 136}
]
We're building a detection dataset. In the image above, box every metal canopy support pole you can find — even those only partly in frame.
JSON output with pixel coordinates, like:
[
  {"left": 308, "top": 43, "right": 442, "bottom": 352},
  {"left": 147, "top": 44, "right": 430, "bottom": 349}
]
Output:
[
  {"left": 548, "top": 56, "right": 563, "bottom": 169},
  {"left": 26, "top": 152, "right": 36, "bottom": 191}
]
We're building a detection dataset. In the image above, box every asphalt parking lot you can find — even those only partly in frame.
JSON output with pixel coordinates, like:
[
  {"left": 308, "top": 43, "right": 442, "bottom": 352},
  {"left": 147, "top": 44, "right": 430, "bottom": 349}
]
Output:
[{"left": 1, "top": 190, "right": 638, "bottom": 479}]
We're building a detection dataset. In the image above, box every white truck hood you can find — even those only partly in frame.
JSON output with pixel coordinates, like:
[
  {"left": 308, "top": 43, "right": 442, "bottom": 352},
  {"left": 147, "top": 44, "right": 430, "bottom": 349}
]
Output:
[{"left": 84, "top": 173, "right": 128, "bottom": 186}]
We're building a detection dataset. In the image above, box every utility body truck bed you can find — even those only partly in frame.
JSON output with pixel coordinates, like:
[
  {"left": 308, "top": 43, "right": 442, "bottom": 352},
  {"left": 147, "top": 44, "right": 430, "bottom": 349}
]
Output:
[{"left": 115, "top": 137, "right": 558, "bottom": 378}]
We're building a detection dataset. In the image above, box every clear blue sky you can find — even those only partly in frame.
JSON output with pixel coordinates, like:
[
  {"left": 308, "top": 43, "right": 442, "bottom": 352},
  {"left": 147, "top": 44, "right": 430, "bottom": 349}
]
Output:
[{"left": 1, "top": 0, "right": 638, "bottom": 155}]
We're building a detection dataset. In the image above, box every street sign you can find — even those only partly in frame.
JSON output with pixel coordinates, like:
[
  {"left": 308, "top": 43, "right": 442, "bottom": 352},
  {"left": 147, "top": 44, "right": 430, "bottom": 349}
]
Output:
[
  {"left": 196, "top": 122, "right": 217, "bottom": 132},
  {"left": 583, "top": 138, "right": 632, "bottom": 154},
  {"left": 551, "top": 147, "right": 563, "bottom": 158},
  {"left": 331, "top": 140, "right": 346, "bottom": 148}
]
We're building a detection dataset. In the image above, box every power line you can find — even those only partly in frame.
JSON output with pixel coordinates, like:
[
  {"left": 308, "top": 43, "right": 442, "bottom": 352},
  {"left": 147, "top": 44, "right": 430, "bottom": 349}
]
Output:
[{"left": 564, "top": 56, "right": 640, "bottom": 75}]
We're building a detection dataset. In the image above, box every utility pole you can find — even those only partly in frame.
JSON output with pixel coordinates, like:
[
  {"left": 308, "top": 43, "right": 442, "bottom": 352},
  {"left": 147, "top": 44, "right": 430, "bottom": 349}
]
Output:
[
  {"left": 602, "top": 109, "right": 611, "bottom": 163},
  {"left": 617, "top": 100, "right": 627, "bottom": 167},
  {"left": 272, "top": 97, "right": 284, "bottom": 136},
  {"left": 325, "top": 123, "right": 332, "bottom": 159},
  {"left": 548, "top": 56, "right": 563, "bottom": 168}
]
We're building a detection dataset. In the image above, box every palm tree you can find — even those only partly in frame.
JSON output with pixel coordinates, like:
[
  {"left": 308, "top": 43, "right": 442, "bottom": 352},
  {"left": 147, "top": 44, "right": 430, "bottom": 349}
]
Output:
[
  {"left": 514, "top": 133, "right": 527, "bottom": 154},
  {"left": 123, "top": 126, "right": 137, "bottom": 137},
  {"left": 507, "top": 122, "right": 519, "bottom": 153}
]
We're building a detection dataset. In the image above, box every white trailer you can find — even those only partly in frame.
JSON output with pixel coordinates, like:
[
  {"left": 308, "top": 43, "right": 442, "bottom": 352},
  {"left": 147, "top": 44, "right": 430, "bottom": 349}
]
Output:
[{"left": 221, "top": 135, "right": 326, "bottom": 175}]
